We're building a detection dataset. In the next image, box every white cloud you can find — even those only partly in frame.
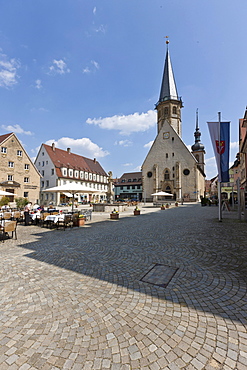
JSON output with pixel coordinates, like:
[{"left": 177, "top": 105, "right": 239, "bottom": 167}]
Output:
[
  {"left": 115, "top": 140, "right": 133, "bottom": 147},
  {"left": 0, "top": 53, "right": 20, "bottom": 88},
  {"left": 35, "top": 79, "right": 42, "bottom": 89},
  {"left": 45, "top": 137, "right": 109, "bottom": 158},
  {"left": 230, "top": 141, "right": 239, "bottom": 150},
  {"left": 87, "top": 110, "right": 156, "bottom": 135},
  {"left": 94, "top": 24, "right": 106, "bottom": 34},
  {"left": 123, "top": 163, "right": 133, "bottom": 167},
  {"left": 83, "top": 60, "right": 99, "bottom": 74},
  {"left": 93, "top": 7, "right": 96, "bottom": 15},
  {"left": 1, "top": 124, "right": 32, "bottom": 136},
  {"left": 144, "top": 140, "right": 154, "bottom": 149},
  {"left": 48, "top": 59, "right": 70, "bottom": 75}
]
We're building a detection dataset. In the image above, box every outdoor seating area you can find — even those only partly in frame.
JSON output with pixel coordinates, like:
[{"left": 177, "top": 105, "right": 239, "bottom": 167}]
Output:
[{"left": 0, "top": 220, "right": 17, "bottom": 242}]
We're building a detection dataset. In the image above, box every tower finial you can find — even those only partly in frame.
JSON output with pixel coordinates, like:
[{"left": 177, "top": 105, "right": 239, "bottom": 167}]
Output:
[
  {"left": 196, "top": 108, "right": 199, "bottom": 130},
  {"left": 165, "top": 36, "right": 169, "bottom": 45}
]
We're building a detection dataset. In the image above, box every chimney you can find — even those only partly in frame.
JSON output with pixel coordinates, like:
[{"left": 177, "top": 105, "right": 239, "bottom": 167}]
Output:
[
  {"left": 93, "top": 158, "right": 96, "bottom": 163},
  {"left": 67, "top": 148, "right": 71, "bottom": 154},
  {"left": 52, "top": 143, "right": 55, "bottom": 151}
]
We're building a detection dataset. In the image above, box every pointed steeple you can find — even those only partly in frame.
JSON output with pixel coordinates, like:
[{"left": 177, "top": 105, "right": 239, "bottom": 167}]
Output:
[
  {"left": 159, "top": 46, "right": 179, "bottom": 103},
  {"left": 192, "top": 109, "right": 205, "bottom": 151},
  {"left": 155, "top": 39, "right": 183, "bottom": 135}
]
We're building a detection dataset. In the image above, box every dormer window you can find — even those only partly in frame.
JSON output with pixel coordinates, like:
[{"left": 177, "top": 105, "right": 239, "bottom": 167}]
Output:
[
  {"left": 69, "top": 169, "right": 73, "bottom": 177},
  {"left": 17, "top": 150, "right": 22, "bottom": 157},
  {"left": 80, "top": 171, "right": 84, "bottom": 179}
]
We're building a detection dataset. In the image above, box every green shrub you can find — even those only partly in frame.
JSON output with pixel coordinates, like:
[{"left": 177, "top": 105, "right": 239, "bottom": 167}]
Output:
[
  {"left": 0, "top": 196, "right": 10, "bottom": 207},
  {"left": 15, "top": 197, "right": 29, "bottom": 210}
]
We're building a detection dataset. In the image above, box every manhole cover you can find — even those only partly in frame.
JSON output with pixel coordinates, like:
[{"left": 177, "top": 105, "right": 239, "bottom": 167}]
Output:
[{"left": 140, "top": 263, "right": 178, "bottom": 288}]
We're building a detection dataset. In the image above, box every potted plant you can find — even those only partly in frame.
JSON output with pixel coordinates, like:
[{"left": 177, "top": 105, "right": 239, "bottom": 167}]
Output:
[
  {"left": 133, "top": 206, "right": 140, "bottom": 215},
  {"left": 165, "top": 203, "right": 170, "bottom": 209},
  {"left": 110, "top": 209, "right": 119, "bottom": 219},
  {"left": 78, "top": 214, "right": 86, "bottom": 226},
  {"left": 175, "top": 202, "right": 178, "bottom": 207},
  {"left": 160, "top": 205, "right": 166, "bottom": 210}
]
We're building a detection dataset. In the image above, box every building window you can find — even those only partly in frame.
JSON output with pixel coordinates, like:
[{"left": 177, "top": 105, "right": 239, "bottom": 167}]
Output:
[
  {"left": 127, "top": 186, "right": 130, "bottom": 189},
  {"left": 183, "top": 169, "right": 190, "bottom": 176},
  {"left": 89, "top": 173, "right": 92, "bottom": 180},
  {"left": 75, "top": 171, "right": 79, "bottom": 178},
  {"left": 85, "top": 172, "right": 88, "bottom": 180},
  {"left": 80, "top": 171, "right": 84, "bottom": 179},
  {"left": 166, "top": 153, "right": 168, "bottom": 158},
  {"left": 137, "top": 185, "right": 141, "bottom": 189},
  {"left": 172, "top": 137, "right": 174, "bottom": 142},
  {"left": 63, "top": 169, "right": 67, "bottom": 176},
  {"left": 42, "top": 161, "right": 45, "bottom": 166},
  {"left": 17, "top": 150, "right": 22, "bottom": 157},
  {"left": 8, "top": 175, "right": 13, "bottom": 181},
  {"left": 172, "top": 153, "right": 174, "bottom": 157},
  {"left": 24, "top": 164, "right": 29, "bottom": 170},
  {"left": 24, "top": 192, "right": 28, "bottom": 198},
  {"left": 41, "top": 181, "right": 44, "bottom": 188},
  {"left": 147, "top": 171, "right": 152, "bottom": 178},
  {"left": 1, "top": 147, "right": 7, "bottom": 153},
  {"left": 42, "top": 152, "right": 44, "bottom": 156},
  {"left": 173, "top": 106, "right": 177, "bottom": 114},
  {"left": 133, "top": 178, "right": 137, "bottom": 182},
  {"left": 51, "top": 169, "right": 54, "bottom": 175},
  {"left": 24, "top": 177, "right": 29, "bottom": 183},
  {"left": 164, "top": 170, "right": 170, "bottom": 180},
  {"left": 164, "top": 107, "right": 169, "bottom": 115},
  {"left": 120, "top": 186, "right": 123, "bottom": 190},
  {"left": 41, "top": 170, "right": 44, "bottom": 176},
  {"left": 69, "top": 169, "right": 73, "bottom": 177},
  {"left": 46, "top": 161, "right": 48, "bottom": 165},
  {"left": 46, "top": 180, "right": 49, "bottom": 187},
  {"left": 93, "top": 174, "right": 96, "bottom": 181},
  {"left": 8, "top": 161, "right": 14, "bottom": 168},
  {"left": 132, "top": 185, "right": 135, "bottom": 189},
  {"left": 121, "top": 179, "right": 125, "bottom": 183}
]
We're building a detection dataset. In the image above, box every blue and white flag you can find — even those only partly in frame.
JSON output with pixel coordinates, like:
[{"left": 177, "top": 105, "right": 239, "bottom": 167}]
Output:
[{"left": 207, "top": 121, "right": 230, "bottom": 182}]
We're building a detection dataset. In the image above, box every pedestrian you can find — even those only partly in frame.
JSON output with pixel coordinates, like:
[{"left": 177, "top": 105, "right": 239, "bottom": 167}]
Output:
[{"left": 24, "top": 202, "right": 32, "bottom": 226}]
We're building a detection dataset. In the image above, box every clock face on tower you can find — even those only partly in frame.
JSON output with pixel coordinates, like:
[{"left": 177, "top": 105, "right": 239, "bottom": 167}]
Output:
[{"left": 163, "top": 132, "right": 170, "bottom": 139}]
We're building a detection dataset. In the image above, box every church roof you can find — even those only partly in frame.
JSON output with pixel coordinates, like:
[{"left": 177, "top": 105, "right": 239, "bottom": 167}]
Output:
[{"left": 158, "top": 47, "right": 179, "bottom": 103}]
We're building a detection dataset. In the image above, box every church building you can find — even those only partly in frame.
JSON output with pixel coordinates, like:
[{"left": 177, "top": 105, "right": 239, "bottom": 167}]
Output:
[{"left": 142, "top": 42, "right": 206, "bottom": 202}]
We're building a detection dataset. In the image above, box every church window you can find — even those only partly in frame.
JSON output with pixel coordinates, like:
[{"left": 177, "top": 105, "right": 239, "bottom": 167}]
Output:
[
  {"left": 147, "top": 171, "right": 152, "bottom": 178},
  {"left": 173, "top": 106, "right": 177, "bottom": 114},
  {"left": 166, "top": 153, "right": 168, "bottom": 158},
  {"left": 183, "top": 169, "right": 190, "bottom": 176},
  {"left": 164, "top": 107, "right": 169, "bottom": 115},
  {"left": 164, "top": 170, "right": 170, "bottom": 180},
  {"left": 172, "top": 153, "right": 174, "bottom": 157},
  {"left": 166, "top": 186, "right": 171, "bottom": 192},
  {"left": 172, "top": 137, "right": 174, "bottom": 142},
  {"left": 172, "top": 166, "right": 175, "bottom": 171}
]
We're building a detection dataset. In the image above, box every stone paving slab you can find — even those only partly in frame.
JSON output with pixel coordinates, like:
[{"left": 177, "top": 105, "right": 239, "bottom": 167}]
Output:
[{"left": 0, "top": 204, "right": 247, "bottom": 369}]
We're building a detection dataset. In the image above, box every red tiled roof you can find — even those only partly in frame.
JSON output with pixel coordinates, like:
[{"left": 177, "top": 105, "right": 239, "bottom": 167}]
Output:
[
  {"left": 0, "top": 133, "right": 12, "bottom": 144},
  {"left": 43, "top": 144, "right": 108, "bottom": 178},
  {"left": 114, "top": 171, "right": 142, "bottom": 185}
]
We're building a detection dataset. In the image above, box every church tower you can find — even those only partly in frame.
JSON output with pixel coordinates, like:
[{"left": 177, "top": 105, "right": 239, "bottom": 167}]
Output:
[
  {"left": 191, "top": 109, "right": 205, "bottom": 174},
  {"left": 155, "top": 40, "right": 183, "bottom": 135}
]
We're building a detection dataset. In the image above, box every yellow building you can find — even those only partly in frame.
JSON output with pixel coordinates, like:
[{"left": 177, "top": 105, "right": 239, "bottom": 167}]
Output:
[{"left": 0, "top": 133, "right": 41, "bottom": 204}]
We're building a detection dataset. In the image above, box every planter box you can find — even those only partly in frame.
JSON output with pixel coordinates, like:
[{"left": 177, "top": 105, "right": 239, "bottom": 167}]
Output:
[
  {"left": 160, "top": 207, "right": 166, "bottom": 210},
  {"left": 78, "top": 218, "right": 85, "bottom": 227},
  {"left": 110, "top": 213, "right": 119, "bottom": 219},
  {"left": 133, "top": 210, "right": 140, "bottom": 215}
]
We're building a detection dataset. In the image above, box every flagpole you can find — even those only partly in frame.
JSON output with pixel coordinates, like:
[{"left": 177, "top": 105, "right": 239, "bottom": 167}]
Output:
[{"left": 218, "top": 112, "right": 222, "bottom": 222}]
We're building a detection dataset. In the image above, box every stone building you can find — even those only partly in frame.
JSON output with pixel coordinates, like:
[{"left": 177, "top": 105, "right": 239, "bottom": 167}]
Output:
[
  {"left": 0, "top": 132, "right": 41, "bottom": 203},
  {"left": 114, "top": 172, "right": 142, "bottom": 201},
  {"left": 35, "top": 143, "right": 109, "bottom": 206},
  {"left": 142, "top": 43, "right": 205, "bottom": 202}
]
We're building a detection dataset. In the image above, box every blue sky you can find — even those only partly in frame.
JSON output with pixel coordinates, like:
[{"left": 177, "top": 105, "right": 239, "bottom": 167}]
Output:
[{"left": 0, "top": 0, "right": 246, "bottom": 179}]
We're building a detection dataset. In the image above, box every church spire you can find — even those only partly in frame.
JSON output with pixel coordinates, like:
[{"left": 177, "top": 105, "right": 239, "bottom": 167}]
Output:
[
  {"left": 155, "top": 38, "right": 183, "bottom": 135},
  {"left": 192, "top": 109, "right": 204, "bottom": 151},
  {"left": 158, "top": 40, "right": 179, "bottom": 103}
]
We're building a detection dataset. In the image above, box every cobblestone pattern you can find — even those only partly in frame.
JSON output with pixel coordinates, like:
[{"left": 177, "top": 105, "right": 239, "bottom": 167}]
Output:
[{"left": 0, "top": 205, "right": 247, "bottom": 369}]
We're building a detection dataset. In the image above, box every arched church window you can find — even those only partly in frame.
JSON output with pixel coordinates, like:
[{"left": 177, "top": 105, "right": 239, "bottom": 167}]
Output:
[
  {"left": 172, "top": 106, "right": 177, "bottom": 114},
  {"left": 164, "top": 107, "right": 169, "bottom": 115},
  {"left": 166, "top": 186, "right": 171, "bottom": 192},
  {"left": 164, "top": 170, "right": 170, "bottom": 180}
]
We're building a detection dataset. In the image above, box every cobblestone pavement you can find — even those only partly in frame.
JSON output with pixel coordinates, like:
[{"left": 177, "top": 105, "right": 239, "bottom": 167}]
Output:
[{"left": 1, "top": 204, "right": 247, "bottom": 370}]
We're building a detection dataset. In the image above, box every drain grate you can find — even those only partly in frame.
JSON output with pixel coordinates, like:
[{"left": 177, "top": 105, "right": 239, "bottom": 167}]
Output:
[{"left": 140, "top": 263, "right": 178, "bottom": 288}]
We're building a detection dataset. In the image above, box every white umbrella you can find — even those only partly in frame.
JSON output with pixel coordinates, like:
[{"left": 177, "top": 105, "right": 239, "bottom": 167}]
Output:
[
  {"left": 151, "top": 191, "right": 173, "bottom": 197},
  {"left": 0, "top": 190, "right": 16, "bottom": 196},
  {"left": 44, "top": 183, "right": 98, "bottom": 212}
]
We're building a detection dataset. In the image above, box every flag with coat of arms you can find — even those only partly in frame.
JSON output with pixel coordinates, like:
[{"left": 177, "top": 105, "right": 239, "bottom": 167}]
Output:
[{"left": 207, "top": 120, "right": 230, "bottom": 182}]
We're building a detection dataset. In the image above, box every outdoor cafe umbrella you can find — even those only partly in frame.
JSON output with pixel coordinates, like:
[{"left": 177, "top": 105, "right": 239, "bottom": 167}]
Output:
[
  {"left": 44, "top": 183, "right": 98, "bottom": 212},
  {"left": 0, "top": 190, "right": 16, "bottom": 196},
  {"left": 151, "top": 191, "right": 173, "bottom": 197}
]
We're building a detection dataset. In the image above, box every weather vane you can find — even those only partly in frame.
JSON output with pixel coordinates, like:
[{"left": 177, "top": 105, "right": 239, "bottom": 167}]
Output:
[{"left": 165, "top": 36, "right": 169, "bottom": 44}]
